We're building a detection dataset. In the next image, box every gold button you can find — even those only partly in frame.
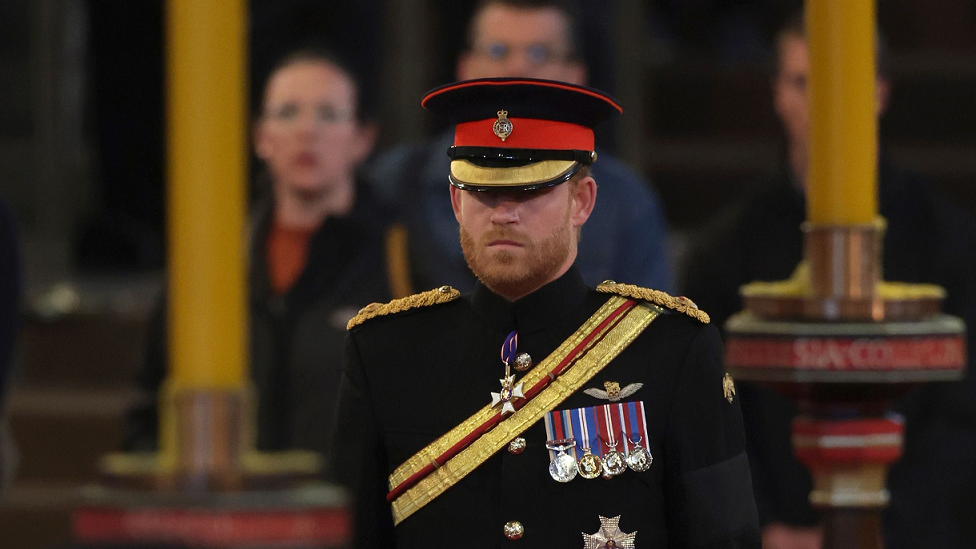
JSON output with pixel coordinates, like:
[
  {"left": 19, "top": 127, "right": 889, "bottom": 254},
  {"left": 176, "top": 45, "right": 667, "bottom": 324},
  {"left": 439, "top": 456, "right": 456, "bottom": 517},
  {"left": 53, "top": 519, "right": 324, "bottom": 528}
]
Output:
[
  {"left": 508, "top": 437, "right": 527, "bottom": 454},
  {"left": 503, "top": 520, "right": 524, "bottom": 540},
  {"left": 438, "top": 285, "right": 453, "bottom": 294}
]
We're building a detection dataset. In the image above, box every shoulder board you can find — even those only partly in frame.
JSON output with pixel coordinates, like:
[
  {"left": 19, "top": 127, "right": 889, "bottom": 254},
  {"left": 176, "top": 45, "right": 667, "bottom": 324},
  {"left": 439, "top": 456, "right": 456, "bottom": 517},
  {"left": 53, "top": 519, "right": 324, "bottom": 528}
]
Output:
[
  {"left": 347, "top": 285, "right": 461, "bottom": 330},
  {"left": 596, "top": 281, "right": 710, "bottom": 324}
]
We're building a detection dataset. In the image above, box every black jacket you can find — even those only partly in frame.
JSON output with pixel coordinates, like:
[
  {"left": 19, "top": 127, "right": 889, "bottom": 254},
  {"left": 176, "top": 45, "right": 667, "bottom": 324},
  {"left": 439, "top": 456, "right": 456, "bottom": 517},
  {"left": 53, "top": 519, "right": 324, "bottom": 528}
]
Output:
[
  {"left": 125, "top": 182, "right": 395, "bottom": 460},
  {"left": 330, "top": 267, "right": 760, "bottom": 548},
  {"left": 682, "top": 160, "right": 976, "bottom": 548}
]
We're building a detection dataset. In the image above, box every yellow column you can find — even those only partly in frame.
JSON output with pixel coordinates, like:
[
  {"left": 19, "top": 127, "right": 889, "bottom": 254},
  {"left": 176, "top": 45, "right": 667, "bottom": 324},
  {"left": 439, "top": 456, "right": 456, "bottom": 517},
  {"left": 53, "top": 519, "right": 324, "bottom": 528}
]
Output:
[
  {"left": 806, "top": 0, "right": 878, "bottom": 225},
  {"left": 166, "top": 0, "right": 247, "bottom": 389}
]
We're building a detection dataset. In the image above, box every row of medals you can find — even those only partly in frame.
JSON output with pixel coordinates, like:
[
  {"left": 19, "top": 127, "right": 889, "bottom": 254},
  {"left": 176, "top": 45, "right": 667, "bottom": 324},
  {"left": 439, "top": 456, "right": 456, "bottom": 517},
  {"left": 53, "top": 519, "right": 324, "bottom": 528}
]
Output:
[
  {"left": 545, "top": 436, "right": 653, "bottom": 483},
  {"left": 503, "top": 351, "right": 652, "bottom": 482}
]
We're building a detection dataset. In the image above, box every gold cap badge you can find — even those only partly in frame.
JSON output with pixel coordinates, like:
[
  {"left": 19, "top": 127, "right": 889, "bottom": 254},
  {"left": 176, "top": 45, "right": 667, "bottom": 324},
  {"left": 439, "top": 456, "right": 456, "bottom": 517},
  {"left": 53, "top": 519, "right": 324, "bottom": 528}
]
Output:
[{"left": 493, "top": 109, "right": 513, "bottom": 141}]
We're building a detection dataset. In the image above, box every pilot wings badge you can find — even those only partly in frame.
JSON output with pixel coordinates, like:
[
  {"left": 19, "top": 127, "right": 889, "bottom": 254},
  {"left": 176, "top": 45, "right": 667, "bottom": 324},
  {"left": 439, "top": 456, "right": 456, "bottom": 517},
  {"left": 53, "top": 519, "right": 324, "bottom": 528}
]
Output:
[{"left": 584, "top": 381, "right": 642, "bottom": 402}]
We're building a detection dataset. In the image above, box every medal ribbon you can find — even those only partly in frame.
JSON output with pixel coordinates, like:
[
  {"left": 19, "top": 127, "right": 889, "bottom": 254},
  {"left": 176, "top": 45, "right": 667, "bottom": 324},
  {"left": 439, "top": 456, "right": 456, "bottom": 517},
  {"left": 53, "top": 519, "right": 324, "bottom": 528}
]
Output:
[
  {"left": 622, "top": 400, "right": 650, "bottom": 451},
  {"left": 568, "top": 406, "right": 603, "bottom": 456},
  {"left": 616, "top": 404, "right": 631, "bottom": 454},
  {"left": 572, "top": 408, "right": 590, "bottom": 451},
  {"left": 586, "top": 406, "right": 603, "bottom": 456},
  {"left": 545, "top": 408, "right": 578, "bottom": 461},
  {"left": 596, "top": 403, "right": 622, "bottom": 453},
  {"left": 562, "top": 409, "right": 578, "bottom": 459},
  {"left": 500, "top": 330, "right": 518, "bottom": 366}
]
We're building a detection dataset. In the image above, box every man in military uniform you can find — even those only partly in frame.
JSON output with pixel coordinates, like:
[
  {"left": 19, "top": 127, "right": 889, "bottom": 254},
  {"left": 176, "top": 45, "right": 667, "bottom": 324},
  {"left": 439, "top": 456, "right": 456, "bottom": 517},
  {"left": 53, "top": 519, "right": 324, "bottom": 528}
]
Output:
[{"left": 330, "top": 79, "right": 760, "bottom": 548}]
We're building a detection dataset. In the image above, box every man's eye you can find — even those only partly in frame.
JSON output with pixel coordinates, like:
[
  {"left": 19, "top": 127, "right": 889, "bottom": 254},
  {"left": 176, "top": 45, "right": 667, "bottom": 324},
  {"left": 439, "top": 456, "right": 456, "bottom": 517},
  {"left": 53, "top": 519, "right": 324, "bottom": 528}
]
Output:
[
  {"left": 525, "top": 45, "right": 552, "bottom": 65},
  {"left": 486, "top": 43, "right": 509, "bottom": 60}
]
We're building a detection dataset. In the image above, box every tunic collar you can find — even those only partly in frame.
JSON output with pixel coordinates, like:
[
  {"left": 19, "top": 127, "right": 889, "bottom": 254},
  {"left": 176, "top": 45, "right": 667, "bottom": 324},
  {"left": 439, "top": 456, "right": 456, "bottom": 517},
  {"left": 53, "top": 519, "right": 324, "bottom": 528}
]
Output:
[{"left": 470, "top": 265, "right": 589, "bottom": 335}]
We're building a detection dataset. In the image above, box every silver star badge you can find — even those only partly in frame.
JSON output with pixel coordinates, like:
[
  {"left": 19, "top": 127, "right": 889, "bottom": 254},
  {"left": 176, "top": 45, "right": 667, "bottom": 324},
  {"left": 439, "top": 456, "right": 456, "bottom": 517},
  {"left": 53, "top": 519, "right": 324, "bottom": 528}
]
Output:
[
  {"left": 582, "top": 515, "right": 637, "bottom": 549},
  {"left": 490, "top": 374, "right": 525, "bottom": 415}
]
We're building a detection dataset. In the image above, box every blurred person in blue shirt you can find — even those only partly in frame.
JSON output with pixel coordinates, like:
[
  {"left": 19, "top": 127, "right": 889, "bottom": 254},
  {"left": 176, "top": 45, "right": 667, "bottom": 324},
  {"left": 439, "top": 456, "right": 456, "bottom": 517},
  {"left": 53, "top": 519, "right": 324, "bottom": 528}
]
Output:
[{"left": 368, "top": 0, "right": 672, "bottom": 293}]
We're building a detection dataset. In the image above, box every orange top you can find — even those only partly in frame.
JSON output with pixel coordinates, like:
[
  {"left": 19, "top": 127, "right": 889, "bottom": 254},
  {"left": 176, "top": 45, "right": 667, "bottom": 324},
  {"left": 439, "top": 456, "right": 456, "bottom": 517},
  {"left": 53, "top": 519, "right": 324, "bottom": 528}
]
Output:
[{"left": 266, "top": 221, "right": 316, "bottom": 294}]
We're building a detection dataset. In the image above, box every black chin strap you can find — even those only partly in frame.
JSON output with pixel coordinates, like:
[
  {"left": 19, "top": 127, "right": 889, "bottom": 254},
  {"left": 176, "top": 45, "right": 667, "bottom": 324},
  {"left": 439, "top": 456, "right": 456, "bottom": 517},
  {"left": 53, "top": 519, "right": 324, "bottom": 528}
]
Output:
[{"left": 448, "top": 146, "right": 595, "bottom": 165}]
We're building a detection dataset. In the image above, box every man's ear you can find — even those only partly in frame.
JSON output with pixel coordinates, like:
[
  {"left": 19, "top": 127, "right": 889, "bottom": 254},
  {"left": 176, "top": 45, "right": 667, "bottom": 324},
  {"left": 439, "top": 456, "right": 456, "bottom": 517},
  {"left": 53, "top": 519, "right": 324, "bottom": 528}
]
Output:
[
  {"left": 570, "top": 176, "right": 597, "bottom": 228},
  {"left": 450, "top": 183, "right": 464, "bottom": 223}
]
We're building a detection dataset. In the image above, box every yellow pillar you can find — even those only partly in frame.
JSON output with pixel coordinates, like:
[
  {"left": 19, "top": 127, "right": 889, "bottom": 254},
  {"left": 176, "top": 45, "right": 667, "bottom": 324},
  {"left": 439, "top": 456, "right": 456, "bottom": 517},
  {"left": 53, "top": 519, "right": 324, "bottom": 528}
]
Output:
[
  {"left": 166, "top": 0, "right": 247, "bottom": 389},
  {"left": 806, "top": 0, "right": 878, "bottom": 225}
]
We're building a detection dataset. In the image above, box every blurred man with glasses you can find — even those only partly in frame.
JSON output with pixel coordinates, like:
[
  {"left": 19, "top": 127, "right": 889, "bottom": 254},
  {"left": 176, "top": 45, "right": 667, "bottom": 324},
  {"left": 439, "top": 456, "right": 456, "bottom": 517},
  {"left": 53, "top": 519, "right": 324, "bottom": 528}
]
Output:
[{"left": 369, "top": 0, "right": 672, "bottom": 294}]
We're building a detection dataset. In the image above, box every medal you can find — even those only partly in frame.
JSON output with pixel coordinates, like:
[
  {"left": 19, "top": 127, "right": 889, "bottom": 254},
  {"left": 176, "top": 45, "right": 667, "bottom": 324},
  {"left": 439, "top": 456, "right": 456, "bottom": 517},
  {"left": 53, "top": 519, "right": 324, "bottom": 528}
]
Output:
[
  {"left": 602, "top": 441, "right": 627, "bottom": 476},
  {"left": 546, "top": 438, "right": 579, "bottom": 483},
  {"left": 545, "top": 410, "right": 580, "bottom": 482},
  {"left": 575, "top": 407, "right": 603, "bottom": 479},
  {"left": 596, "top": 404, "right": 627, "bottom": 477},
  {"left": 578, "top": 449, "right": 603, "bottom": 479},
  {"left": 490, "top": 374, "right": 524, "bottom": 415},
  {"left": 626, "top": 437, "right": 653, "bottom": 473},
  {"left": 621, "top": 400, "right": 652, "bottom": 472}
]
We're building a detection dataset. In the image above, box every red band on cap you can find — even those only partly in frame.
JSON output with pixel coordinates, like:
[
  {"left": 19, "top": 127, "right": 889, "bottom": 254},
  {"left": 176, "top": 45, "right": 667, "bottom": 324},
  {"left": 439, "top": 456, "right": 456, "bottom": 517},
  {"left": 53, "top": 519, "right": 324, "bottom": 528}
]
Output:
[{"left": 454, "top": 118, "right": 594, "bottom": 150}]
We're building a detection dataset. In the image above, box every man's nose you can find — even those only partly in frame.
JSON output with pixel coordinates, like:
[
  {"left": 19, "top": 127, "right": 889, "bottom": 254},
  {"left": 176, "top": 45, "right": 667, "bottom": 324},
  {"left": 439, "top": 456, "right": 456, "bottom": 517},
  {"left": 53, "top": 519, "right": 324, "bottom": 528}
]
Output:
[
  {"left": 489, "top": 196, "right": 520, "bottom": 224},
  {"left": 503, "top": 54, "right": 533, "bottom": 77}
]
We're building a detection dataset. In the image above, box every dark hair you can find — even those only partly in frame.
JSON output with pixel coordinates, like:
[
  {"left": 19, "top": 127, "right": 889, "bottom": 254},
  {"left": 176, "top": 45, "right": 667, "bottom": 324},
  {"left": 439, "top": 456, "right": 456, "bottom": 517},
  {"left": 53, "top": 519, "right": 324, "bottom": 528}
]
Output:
[
  {"left": 774, "top": 10, "right": 890, "bottom": 80},
  {"left": 256, "top": 45, "right": 372, "bottom": 122},
  {"left": 465, "top": 0, "right": 585, "bottom": 61}
]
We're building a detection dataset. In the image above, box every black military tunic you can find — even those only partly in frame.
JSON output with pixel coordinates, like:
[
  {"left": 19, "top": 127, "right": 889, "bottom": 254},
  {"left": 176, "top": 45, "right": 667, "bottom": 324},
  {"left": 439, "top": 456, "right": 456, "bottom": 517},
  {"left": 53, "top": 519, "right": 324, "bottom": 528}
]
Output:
[{"left": 330, "top": 266, "right": 760, "bottom": 548}]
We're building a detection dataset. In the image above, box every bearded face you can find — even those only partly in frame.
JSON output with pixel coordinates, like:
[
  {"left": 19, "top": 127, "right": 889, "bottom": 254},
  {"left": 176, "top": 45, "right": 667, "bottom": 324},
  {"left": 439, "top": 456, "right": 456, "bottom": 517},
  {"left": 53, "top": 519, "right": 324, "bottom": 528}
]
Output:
[
  {"left": 452, "top": 182, "right": 585, "bottom": 301},
  {"left": 460, "top": 205, "right": 573, "bottom": 299}
]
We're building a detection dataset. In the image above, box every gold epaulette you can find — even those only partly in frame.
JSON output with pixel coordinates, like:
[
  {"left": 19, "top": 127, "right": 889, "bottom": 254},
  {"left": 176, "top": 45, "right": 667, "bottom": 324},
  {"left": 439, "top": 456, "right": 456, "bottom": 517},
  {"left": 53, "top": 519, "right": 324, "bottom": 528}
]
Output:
[
  {"left": 347, "top": 285, "right": 461, "bottom": 330},
  {"left": 596, "top": 281, "right": 710, "bottom": 324}
]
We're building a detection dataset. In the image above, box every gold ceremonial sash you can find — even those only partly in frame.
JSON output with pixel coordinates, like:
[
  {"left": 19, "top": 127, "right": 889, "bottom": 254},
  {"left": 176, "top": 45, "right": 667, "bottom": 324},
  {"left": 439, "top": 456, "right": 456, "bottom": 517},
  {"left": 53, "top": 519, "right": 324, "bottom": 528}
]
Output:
[{"left": 390, "top": 296, "right": 662, "bottom": 524}]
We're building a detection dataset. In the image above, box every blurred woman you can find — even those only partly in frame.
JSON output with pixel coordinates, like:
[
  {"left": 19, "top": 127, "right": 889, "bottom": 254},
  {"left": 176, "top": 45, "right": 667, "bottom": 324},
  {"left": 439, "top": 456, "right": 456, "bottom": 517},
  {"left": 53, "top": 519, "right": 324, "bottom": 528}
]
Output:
[{"left": 125, "top": 48, "right": 409, "bottom": 460}]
